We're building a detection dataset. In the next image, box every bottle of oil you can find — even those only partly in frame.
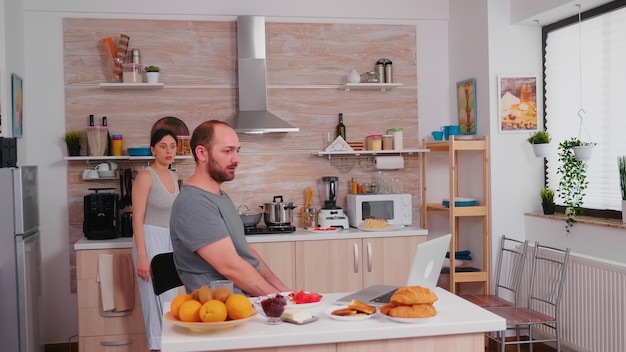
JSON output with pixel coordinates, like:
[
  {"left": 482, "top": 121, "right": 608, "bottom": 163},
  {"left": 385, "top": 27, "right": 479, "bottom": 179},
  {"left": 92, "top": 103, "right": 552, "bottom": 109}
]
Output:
[{"left": 335, "top": 113, "right": 346, "bottom": 141}]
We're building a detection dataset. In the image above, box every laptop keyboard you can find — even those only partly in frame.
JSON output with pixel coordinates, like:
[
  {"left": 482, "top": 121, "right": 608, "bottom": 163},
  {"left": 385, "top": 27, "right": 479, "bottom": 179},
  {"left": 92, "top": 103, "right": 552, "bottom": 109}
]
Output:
[{"left": 369, "top": 289, "right": 398, "bottom": 304}]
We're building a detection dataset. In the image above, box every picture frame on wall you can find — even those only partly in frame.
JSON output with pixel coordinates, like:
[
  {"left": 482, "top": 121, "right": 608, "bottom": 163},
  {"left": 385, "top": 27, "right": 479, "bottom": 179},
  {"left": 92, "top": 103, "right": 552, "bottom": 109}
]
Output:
[
  {"left": 12, "top": 73, "right": 23, "bottom": 138},
  {"left": 498, "top": 75, "right": 538, "bottom": 133},
  {"left": 456, "top": 78, "right": 477, "bottom": 135}
]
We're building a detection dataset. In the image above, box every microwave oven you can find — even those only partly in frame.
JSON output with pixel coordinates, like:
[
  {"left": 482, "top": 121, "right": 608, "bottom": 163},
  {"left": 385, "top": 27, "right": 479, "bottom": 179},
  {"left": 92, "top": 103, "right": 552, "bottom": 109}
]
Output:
[{"left": 346, "top": 193, "right": 412, "bottom": 228}]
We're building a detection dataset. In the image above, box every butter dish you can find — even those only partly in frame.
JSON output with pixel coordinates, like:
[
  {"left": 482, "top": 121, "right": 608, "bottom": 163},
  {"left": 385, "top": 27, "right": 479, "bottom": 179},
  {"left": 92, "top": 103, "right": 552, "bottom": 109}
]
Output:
[{"left": 281, "top": 315, "right": 319, "bottom": 325}]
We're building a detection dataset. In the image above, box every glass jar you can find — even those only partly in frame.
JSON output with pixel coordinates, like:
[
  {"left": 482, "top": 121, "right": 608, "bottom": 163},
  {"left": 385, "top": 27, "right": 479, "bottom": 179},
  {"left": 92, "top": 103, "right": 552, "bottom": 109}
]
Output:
[
  {"left": 302, "top": 207, "right": 318, "bottom": 229},
  {"left": 382, "top": 134, "right": 394, "bottom": 150},
  {"left": 365, "top": 134, "right": 382, "bottom": 151},
  {"left": 387, "top": 128, "right": 403, "bottom": 150}
]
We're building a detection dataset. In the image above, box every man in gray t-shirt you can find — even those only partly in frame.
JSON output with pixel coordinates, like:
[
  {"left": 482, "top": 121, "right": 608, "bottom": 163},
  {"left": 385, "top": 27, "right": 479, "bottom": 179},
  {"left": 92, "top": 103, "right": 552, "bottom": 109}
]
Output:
[{"left": 170, "top": 120, "right": 290, "bottom": 296}]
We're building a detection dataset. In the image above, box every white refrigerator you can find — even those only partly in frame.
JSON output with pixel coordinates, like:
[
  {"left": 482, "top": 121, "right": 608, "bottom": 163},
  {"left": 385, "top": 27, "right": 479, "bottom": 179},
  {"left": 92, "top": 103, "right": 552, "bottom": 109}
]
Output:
[{"left": 0, "top": 166, "right": 43, "bottom": 352}]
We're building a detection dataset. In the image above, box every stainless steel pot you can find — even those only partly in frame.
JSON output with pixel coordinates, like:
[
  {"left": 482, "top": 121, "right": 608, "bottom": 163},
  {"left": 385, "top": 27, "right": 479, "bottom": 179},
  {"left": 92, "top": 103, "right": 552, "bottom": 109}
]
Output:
[
  {"left": 261, "top": 195, "right": 297, "bottom": 225},
  {"left": 238, "top": 205, "right": 262, "bottom": 227}
]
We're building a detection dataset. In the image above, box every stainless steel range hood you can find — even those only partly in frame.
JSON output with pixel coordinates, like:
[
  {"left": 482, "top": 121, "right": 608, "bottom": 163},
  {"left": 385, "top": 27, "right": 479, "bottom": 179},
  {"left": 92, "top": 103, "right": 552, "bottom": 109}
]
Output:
[{"left": 226, "top": 16, "right": 299, "bottom": 134}]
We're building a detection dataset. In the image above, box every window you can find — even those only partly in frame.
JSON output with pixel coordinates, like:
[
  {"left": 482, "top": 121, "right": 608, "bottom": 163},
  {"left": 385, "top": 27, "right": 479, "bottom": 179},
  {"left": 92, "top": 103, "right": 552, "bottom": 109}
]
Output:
[{"left": 543, "top": 1, "right": 626, "bottom": 216}]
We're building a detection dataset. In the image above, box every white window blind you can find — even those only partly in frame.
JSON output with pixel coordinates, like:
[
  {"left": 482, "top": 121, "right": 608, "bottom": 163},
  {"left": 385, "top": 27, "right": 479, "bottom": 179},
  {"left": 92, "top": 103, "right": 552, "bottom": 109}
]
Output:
[{"left": 545, "top": 6, "right": 626, "bottom": 211}]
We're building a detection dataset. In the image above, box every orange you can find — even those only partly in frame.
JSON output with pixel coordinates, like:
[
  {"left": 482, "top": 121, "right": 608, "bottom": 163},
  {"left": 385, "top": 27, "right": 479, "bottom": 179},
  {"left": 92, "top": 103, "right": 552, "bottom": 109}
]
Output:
[
  {"left": 170, "top": 294, "right": 192, "bottom": 319},
  {"left": 225, "top": 293, "right": 253, "bottom": 320},
  {"left": 179, "top": 299, "right": 203, "bottom": 322},
  {"left": 213, "top": 287, "right": 231, "bottom": 302},
  {"left": 199, "top": 300, "right": 228, "bottom": 322}
]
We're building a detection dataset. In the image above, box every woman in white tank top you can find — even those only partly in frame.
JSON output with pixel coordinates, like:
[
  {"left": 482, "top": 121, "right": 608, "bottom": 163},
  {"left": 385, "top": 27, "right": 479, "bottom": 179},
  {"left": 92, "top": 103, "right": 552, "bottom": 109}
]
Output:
[{"left": 132, "top": 128, "right": 179, "bottom": 352}]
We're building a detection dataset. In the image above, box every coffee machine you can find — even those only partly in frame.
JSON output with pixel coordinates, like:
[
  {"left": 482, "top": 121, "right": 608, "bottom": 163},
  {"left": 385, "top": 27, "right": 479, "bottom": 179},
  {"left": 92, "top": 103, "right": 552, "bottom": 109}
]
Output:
[
  {"left": 318, "top": 176, "right": 350, "bottom": 229},
  {"left": 83, "top": 187, "right": 120, "bottom": 240}
]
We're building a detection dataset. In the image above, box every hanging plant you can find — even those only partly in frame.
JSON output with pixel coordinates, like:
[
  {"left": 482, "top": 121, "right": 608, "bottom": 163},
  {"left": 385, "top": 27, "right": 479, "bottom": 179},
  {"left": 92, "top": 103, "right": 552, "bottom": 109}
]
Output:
[
  {"left": 619, "top": 156, "right": 626, "bottom": 201},
  {"left": 557, "top": 137, "right": 589, "bottom": 233}
]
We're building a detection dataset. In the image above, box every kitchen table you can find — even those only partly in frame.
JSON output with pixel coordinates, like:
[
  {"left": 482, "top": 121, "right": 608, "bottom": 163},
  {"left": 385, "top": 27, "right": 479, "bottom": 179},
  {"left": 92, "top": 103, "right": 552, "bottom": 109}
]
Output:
[{"left": 161, "top": 288, "right": 505, "bottom": 352}]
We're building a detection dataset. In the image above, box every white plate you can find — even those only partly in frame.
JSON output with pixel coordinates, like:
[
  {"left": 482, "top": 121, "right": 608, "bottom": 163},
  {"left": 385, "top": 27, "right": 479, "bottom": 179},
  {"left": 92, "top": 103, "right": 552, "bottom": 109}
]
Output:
[
  {"left": 324, "top": 306, "right": 376, "bottom": 321},
  {"left": 164, "top": 311, "right": 257, "bottom": 332},
  {"left": 381, "top": 313, "right": 436, "bottom": 324},
  {"left": 357, "top": 225, "right": 404, "bottom": 232},
  {"left": 307, "top": 227, "right": 340, "bottom": 233}
]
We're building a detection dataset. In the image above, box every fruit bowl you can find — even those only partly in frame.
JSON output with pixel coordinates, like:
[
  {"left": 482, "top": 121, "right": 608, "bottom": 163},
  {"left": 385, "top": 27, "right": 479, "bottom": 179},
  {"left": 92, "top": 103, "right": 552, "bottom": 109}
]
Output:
[{"left": 164, "top": 311, "right": 257, "bottom": 332}]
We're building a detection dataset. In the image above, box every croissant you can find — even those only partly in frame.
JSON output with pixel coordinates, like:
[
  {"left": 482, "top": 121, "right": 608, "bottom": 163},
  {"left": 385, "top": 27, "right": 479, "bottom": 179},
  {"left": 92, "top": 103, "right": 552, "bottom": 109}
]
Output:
[
  {"left": 380, "top": 303, "right": 437, "bottom": 318},
  {"left": 390, "top": 285, "right": 438, "bottom": 305}
]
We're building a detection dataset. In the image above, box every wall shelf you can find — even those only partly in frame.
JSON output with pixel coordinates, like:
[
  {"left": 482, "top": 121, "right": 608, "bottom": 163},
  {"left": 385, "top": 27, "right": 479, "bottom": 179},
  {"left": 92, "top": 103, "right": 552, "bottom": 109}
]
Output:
[
  {"left": 64, "top": 155, "right": 192, "bottom": 162},
  {"left": 313, "top": 148, "right": 428, "bottom": 172},
  {"left": 99, "top": 83, "right": 164, "bottom": 90},
  {"left": 338, "top": 83, "right": 403, "bottom": 91}
]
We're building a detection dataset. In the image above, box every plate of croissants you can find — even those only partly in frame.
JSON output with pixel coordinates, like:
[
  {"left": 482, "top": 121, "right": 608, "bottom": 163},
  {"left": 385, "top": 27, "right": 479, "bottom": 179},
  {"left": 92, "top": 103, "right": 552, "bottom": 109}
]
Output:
[{"left": 379, "top": 285, "right": 438, "bottom": 323}]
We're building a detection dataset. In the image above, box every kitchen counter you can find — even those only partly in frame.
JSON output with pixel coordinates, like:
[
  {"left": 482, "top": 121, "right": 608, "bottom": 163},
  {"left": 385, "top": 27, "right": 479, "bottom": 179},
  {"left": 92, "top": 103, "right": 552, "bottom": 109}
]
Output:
[
  {"left": 73, "top": 226, "right": 428, "bottom": 250},
  {"left": 161, "top": 289, "right": 505, "bottom": 352}
]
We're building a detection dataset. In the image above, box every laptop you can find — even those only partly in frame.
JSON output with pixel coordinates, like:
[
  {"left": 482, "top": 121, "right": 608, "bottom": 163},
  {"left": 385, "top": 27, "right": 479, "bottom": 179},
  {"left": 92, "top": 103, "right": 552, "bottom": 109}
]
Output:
[{"left": 335, "top": 233, "right": 451, "bottom": 306}]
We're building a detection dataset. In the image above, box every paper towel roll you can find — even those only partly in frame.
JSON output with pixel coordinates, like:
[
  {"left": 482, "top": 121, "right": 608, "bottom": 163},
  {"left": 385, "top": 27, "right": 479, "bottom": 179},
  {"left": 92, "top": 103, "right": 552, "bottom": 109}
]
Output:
[{"left": 374, "top": 155, "right": 404, "bottom": 169}]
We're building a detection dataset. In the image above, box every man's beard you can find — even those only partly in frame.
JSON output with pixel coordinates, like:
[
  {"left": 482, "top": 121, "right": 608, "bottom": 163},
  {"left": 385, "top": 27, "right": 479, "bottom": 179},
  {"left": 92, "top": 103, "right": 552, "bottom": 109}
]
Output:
[{"left": 206, "top": 155, "right": 235, "bottom": 183}]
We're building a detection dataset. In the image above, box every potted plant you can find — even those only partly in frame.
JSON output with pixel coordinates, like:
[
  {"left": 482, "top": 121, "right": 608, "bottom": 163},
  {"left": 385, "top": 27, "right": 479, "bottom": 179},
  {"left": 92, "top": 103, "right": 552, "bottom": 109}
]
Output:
[
  {"left": 618, "top": 156, "right": 626, "bottom": 223},
  {"left": 540, "top": 187, "right": 556, "bottom": 215},
  {"left": 144, "top": 65, "right": 160, "bottom": 84},
  {"left": 527, "top": 130, "right": 551, "bottom": 158},
  {"left": 557, "top": 137, "right": 589, "bottom": 233},
  {"left": 63, "top": 130, "right": 82, "bottom": 156},
  {"left": 565, "top": 137, "right": 596, "bottom": 161}
]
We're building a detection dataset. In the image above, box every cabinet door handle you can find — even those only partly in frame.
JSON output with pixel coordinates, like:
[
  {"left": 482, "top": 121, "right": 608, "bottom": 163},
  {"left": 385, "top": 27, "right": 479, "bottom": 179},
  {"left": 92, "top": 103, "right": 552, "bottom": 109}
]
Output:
[
  {"left": 367, "top": 242, "right": 373, "bottom": 272},
  {"left": 101, "top": 338, "right": 133, "bottom": 346},
  {"left": 353, "top": 243, "right": 359, "bottom": 273}
]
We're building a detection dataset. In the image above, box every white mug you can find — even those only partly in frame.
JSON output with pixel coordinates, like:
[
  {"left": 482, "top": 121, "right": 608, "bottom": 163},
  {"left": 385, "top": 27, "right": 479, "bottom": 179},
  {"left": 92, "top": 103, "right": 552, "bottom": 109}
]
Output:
[
  {"left": 82, "top": 169, "right": 99, "bottom": 180},
  {"left": 95, "top": 163, "right": 110, "bottom": 171},
  {"left": 107, "top": 161, "right": 118, "bottom": 171}
]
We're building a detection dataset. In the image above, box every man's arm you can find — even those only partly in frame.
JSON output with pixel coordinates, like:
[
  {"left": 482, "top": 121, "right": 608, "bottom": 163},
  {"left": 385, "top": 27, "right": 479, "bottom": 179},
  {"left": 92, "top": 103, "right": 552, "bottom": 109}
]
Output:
[{"left": 196, "top": 237, "right": 288, "bottom": 296}]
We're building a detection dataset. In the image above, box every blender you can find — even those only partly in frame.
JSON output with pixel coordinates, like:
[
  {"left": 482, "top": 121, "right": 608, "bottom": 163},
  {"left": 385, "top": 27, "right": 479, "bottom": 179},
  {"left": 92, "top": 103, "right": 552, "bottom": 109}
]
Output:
[{"left": 318, "top": 176, "right": 350, "bottom": 229}]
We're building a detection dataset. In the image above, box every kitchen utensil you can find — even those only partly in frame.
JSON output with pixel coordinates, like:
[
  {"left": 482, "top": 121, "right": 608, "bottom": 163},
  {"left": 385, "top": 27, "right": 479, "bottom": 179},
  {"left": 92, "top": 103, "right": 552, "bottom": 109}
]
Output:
[
  {"left": 128, "top": 147, "right": 151, "bottom": 156},
  {"left": 300, "top": 187, "right": 314, "bottom": 227},
  {"left": 261, "top": 196, "right": 296, "bottom": 225},
  {"left": 238, "top": 205, "right": 262, "bottom": 227},
  {"left": 95, "top": 163, "right": 110, "bottom": 171}
]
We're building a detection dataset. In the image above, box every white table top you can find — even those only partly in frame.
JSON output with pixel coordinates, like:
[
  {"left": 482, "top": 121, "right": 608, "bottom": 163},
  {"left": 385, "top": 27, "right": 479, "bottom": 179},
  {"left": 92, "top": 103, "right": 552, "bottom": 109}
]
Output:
[{"left": 161, "top": 288, "right": 505, "bottom": 352}]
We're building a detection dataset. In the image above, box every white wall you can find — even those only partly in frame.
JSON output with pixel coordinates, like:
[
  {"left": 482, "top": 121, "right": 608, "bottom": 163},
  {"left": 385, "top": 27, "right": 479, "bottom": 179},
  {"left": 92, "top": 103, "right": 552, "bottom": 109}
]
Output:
[{"left": 20, "top": 0, "right": 450, "bottom": 344}]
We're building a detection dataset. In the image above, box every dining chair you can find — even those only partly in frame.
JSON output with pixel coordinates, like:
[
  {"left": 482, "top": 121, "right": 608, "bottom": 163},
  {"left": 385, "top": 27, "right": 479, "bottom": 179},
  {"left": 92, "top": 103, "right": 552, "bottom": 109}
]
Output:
[
  {"left": 461, "top": 235, "right": 529, "bottom": 307},
  {"left": 486, "top": 243, "right": 570, "bottom": 352},
  {"left": 150, "top": 252, "right": 184, "bottom": 323}
]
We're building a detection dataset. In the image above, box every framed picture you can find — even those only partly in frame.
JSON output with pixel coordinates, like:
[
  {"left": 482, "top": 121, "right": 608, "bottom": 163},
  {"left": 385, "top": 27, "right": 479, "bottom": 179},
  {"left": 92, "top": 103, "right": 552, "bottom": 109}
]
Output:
[
  {"left": 456, "top": 78, "right": 477, "bottom": 135},
  {"left": 498, "top": 75, "right": 538, "bottom": 133},
  {"left": 12, "top": 73, "right": 23, "bottom": 138}
]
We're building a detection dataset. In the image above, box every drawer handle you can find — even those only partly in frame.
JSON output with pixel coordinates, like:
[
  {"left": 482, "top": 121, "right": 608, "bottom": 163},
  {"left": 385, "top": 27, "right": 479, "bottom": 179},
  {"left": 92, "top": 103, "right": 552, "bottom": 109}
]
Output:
[
  {"left": 100, "top": 311, "right": 132, "bottom": 317},
  {"left": 101, "top": 338, "right": 133, "bottom": 346},
  {"left": 353, "top": 243, "right": 359, "bottom": 273},
  {"left": 367, "top": 242, "right": 372, "bottom": 272}
]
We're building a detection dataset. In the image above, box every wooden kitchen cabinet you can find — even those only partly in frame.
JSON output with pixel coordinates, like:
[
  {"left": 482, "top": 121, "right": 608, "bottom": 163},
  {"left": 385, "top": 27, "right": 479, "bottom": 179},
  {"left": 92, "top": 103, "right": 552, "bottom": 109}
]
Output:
[
  {"left": 76, "top": 248, "right": 148, "bottom": 352},
  {"left": 249, "top": 241, "right": 296, "bottom": 289},
  {"left": 294, "top": 235, "right": 425, "bottom": 293}
]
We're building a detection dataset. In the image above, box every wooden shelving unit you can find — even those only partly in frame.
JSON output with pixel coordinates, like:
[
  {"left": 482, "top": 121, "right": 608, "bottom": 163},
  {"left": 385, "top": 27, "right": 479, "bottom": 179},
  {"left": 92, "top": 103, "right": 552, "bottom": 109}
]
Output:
[{"left": 421, "top": 136, "right": 490, "bottom": 294}]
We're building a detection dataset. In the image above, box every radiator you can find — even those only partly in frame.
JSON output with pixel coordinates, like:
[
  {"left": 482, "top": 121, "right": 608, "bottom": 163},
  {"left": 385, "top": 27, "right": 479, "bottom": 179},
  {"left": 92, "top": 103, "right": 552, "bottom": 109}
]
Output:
[{"left": 518, "top": 247, "right": 626, "bottom": 352}]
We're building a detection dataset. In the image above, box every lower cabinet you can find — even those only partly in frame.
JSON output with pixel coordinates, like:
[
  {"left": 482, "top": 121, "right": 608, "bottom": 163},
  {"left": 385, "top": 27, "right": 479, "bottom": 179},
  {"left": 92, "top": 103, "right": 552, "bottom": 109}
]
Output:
[
  {"left": 294, "top": 235, "right": 425, "bottom": 293},
  {"left": 76, "top": 248, "right": 148, "bottom": 352},
  {"left": 249, "top": 241, "right": 296, "bottom": 289}
]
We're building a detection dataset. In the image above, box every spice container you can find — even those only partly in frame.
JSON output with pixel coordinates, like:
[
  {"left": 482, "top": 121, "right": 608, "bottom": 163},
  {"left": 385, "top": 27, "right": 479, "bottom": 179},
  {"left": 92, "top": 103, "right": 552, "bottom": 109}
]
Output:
[
  {"left": 351, "top": 177, "right": 358, "bottom": 194},
  {"left": 302, "top": 207, "right": 318, "bottom": 229},
  {"left": 382, "top": 135, "right": 394, "bottom": 150},
  {"left": 365, "top": 134, "right": 383, "bottom": 151},
  {"left": 387, "top": 128, "right": 404, "bottom": 150},
  {"left": 111, "top": 134, "right": 123, "bottom": 156}
]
